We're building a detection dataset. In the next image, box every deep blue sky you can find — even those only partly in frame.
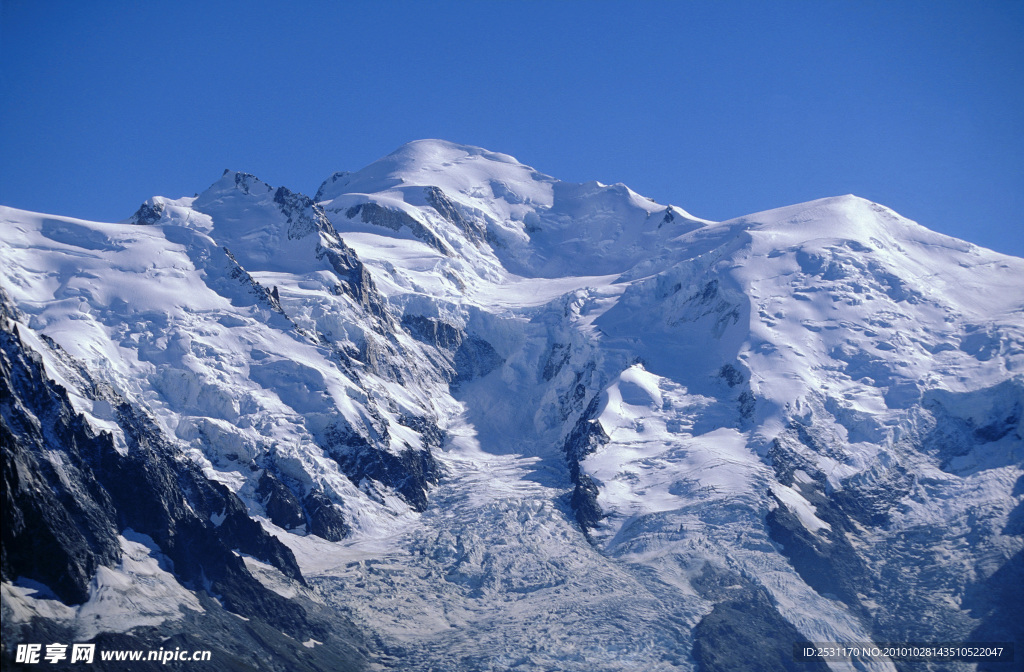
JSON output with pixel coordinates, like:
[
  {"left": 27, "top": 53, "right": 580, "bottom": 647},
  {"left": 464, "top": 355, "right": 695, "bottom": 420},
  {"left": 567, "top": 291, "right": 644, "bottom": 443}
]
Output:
[{"left": 2, "top": 1, "right": 1022, "bottom": 257}]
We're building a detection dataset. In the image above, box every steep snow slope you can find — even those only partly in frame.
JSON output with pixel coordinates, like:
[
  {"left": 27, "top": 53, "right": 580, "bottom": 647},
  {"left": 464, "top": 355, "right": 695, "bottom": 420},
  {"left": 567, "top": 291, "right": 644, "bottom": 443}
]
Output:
[{"left": 2, "top": 139, "right": 1021, "bottom": 671}]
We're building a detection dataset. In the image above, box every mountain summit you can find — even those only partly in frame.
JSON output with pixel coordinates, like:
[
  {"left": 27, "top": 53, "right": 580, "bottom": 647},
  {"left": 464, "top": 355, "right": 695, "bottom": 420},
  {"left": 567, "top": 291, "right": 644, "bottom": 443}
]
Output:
[{"left": 2, "top": 141, "right": 1021, "bottom": 671}]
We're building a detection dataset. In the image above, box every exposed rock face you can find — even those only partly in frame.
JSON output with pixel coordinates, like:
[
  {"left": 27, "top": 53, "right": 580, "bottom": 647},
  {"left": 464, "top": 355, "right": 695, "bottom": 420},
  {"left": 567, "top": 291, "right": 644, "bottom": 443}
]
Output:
[
  {"left": 562, "top": 393, "right": 611, "bottom": 531},
  {"left": 402, "top": 314, "right": 462, "bottom": 350},
  {"left": 256, "top": 469, "right": 306, "bottom": 531},
  {"left": 273, "top": 185, "right": 333, "bottom": 240},
  {"left": 302, "top": 490, "right": 350, "bottom": 541},
  {"left": 345, "top": 202, "right": 452, "bottom": 255},
  {"left": 423, "top": 186, "right": 487, "bottom": 243},
  {"left": 452, "top": 336, "right": 503, "bottom": 387},
  {"left": 326, "top": 442, "right": 439, "bottom": 513},
  {"left": 0, "top": 309, "right": 370, "bottom": 669},
  {"left": 128, "top": 200, "right": 165, "bottom": 225},
  {"left": 690, "top": 564, "right": 830, "bottom": 672},
  {"left": 2, "top": 323, "right": 122, "bottom": 604}
]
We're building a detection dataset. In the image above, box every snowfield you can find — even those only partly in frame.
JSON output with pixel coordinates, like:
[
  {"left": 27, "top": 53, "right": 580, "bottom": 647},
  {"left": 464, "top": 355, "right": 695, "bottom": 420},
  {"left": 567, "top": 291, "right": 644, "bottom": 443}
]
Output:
[{"left": 2, "top": 139, "right": 1021, "bottom": 671}]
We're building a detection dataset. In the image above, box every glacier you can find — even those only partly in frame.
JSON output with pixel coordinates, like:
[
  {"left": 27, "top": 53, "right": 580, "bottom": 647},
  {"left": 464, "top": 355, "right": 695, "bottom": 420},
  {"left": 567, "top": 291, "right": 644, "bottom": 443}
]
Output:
[{"left": 2, "top": 139, "right": 1021, "bottom": 671}]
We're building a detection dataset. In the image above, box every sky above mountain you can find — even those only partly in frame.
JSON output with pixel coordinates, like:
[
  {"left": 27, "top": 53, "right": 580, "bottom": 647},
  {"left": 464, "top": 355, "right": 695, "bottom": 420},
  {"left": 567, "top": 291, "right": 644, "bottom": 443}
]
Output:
[{"left": 2, "top": 0, "right": 1022, "bottom": 257}]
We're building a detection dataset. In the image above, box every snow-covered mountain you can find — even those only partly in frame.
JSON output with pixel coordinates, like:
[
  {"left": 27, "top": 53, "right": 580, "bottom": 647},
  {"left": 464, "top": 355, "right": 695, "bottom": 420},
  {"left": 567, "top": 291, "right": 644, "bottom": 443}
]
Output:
[{"left": 2, "top": 139, "right": 1021, "bottom": 671}]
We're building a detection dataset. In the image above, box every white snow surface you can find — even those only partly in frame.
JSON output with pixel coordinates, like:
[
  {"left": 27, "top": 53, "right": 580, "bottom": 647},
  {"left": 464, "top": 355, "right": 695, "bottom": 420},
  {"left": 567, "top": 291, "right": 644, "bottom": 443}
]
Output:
[{"left": 2, "top": 139, "right": 1022, "bottom": 670}]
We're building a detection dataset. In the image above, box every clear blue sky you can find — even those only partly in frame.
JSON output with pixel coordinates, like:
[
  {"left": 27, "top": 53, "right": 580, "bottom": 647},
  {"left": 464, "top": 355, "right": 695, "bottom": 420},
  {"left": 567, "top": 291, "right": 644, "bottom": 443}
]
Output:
[{"left": 2, "top": 0, "right": 1022, "bottom": 257}]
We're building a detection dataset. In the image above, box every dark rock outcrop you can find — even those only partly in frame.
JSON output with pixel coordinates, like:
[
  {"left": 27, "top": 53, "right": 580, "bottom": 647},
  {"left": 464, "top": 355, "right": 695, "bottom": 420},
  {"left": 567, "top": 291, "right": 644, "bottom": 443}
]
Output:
[
  {"left": 273, "top": 185, "right": 334, "bottom": 240},
  {"left": 345, "top": 202, "right": 452, "bottom": 256},
  {"left": 452, "top": 336, "right": 503, "bottom": 387},
  {"left": 691, "top": 563, "right": 828, "bottom": 672},
  {"left": 303, "top": 490, "right": 350, "bottom": 542},
  {"left": 128, "top": 200, "right": 165, "bottom": 225},
  {"left": 319, "top": 419, "right": 440, "bottom": 514},
  {"left": 1, "top": 310, "right": 317, "bottom": 635},
  {"left": 1, "top": 326, "right": 122, "bottom": 604},
  {"left": 318, "top": 240, "right": 387, "bottom": 319},
  {"left": 423, "top": 186, "right": 486, "bottom": 242},
  {"left": 562, "top": 393, "right": 611, "bottom": 533},
  {"left": 256, "top": 469, "right": 306, "bottom": 531},
  {"left": 402, "top": 314, "right": 462, "bottom": 350}
]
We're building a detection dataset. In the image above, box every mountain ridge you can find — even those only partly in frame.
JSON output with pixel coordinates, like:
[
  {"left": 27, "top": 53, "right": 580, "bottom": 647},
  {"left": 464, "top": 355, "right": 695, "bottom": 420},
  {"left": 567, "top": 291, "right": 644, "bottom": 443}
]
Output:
[{"left": 2, "top": 140, "right": 1021, "bottom": 671}]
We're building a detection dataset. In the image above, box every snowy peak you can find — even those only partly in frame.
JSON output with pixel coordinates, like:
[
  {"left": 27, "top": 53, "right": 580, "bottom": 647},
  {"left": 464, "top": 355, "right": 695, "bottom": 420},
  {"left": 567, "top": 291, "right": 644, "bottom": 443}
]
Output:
[
  {"left": 737, "top": 194, "right": 938, "bottom": 247},
  {"left": 4, "top": 139, "right": 1022, "bottom": 671},
  {"left": 207, "top": 168, "right": 275, "bottom": 197},
  {"left": 314, "top": 139, "right": 559, "bottom": 254},
  {"left": 733, "top": 194, "right": 1024, "bottom": 318},
  {"left": 316, "top": 139, "right": 549, "bottom": 203},
  {"left": 125, "top": 194, "right": 198, "bottom": 226},
  {"left": 312, "top": 139, "right": 712, "bottom": 279},
  {"left": 313, "top": 170, "right": 351, "bottom": 202},
  {"left": 186, "top": 170, "right": 345, "bottom": 275},
  {"left": 733, "top": 193, "right": 980, "bottom": 262}
]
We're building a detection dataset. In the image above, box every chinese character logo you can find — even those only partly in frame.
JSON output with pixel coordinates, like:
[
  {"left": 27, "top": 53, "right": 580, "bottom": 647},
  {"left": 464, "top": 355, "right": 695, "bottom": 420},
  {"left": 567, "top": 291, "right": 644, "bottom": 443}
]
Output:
[{"left": 71, "top": 643, "right": 96, "bottom": 663}]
